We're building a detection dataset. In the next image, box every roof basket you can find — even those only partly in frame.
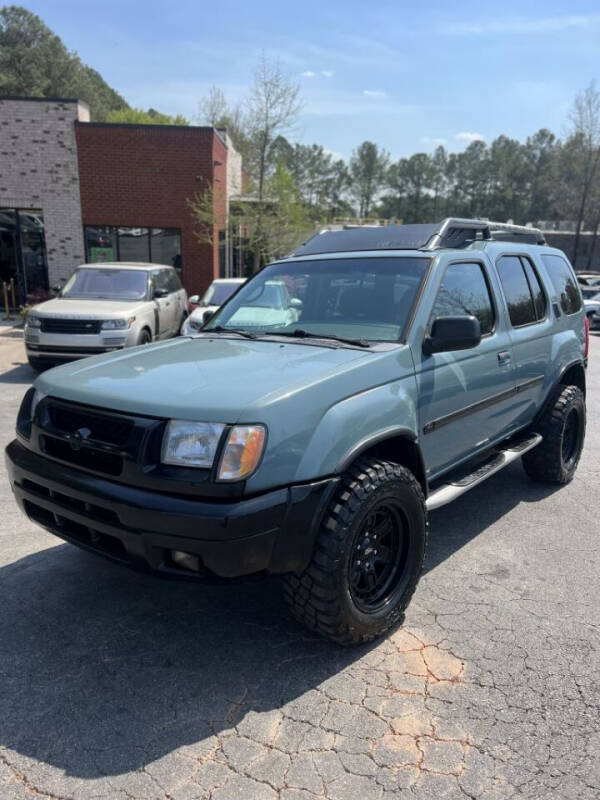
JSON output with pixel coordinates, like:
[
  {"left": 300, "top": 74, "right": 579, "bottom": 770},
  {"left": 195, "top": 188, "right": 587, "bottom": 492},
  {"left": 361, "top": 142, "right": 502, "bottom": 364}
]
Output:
[{"left": 292, "top": 218, "right": 546, "bottom": 257}]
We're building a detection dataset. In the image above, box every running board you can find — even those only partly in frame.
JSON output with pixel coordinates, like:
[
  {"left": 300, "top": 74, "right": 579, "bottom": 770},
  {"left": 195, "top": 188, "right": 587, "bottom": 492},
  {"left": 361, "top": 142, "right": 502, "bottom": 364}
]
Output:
[{"left": 426, "top": 433, "right": 543, "bottom": 511}]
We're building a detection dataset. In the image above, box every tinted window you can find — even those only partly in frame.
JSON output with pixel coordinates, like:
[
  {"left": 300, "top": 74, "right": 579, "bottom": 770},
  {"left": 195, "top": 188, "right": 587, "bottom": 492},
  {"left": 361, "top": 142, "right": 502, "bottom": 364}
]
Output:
[
  {"left": 432, "top": 262, "right": 494, "bottom": 335},
  {"left": 542, "top": 254, "right": 582, "bottom": 314},
  {"left": 522, "top": 258, "right": 546, "bottom": 319},
  {"left": 497, "top": 256, "right": 536, "bottom": 326}
]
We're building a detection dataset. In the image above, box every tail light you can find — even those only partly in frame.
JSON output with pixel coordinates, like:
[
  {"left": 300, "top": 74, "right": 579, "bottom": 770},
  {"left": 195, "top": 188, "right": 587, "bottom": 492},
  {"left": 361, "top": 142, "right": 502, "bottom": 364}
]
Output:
[{"left": 584, "top": 315, "right": 590, "bottom": 358}]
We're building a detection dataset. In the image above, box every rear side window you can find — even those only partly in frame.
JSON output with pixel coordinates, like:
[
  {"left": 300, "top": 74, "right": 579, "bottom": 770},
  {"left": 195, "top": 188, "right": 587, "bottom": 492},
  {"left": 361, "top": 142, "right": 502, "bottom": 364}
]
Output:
[
  {"left": 497, "top": 256, "right": 537, "bottom": 326},
  {"left": 522, "top": 258, "right": 546, "bottom": 319},
  {"left": 541, "top": 254, "right": 582, "bottom": 314},
  {"left": 431, "top": 261, "right": 494, "bottom": 335}
]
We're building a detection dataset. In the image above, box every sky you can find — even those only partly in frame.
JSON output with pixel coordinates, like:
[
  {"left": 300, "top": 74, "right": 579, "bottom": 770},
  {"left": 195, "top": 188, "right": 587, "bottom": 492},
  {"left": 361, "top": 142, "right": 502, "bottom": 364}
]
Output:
[{"left": 20, "top": 0, "right": 599, "bottom": 161}]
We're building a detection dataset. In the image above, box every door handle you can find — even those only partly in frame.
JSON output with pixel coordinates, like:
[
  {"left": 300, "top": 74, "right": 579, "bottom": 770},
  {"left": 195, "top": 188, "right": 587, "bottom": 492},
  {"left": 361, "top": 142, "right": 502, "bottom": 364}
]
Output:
[{"left": 497, "top": 350, "right": 511, "bottom": 364}]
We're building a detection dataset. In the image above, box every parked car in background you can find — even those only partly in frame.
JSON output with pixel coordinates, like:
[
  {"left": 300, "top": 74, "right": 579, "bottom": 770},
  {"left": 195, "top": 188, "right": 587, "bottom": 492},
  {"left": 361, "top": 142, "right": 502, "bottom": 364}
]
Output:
[
  {"left": 583, "top": 290, "right": 600, "bottom": 329},
  {"left": 24, "top": 262, "right": 187, "bottom": 371},
  {"left": 182, "top": 278, "right": 245, "bottom": 335}
]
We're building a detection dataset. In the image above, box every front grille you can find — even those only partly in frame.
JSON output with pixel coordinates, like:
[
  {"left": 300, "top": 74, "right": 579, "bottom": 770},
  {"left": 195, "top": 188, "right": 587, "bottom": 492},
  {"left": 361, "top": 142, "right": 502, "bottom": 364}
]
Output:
[
  {"left": 40, "top": 436, "right": 123, "bottom": 475},
  {"left": 40, "top": 318, "right": 101, "bottom": 334},
  {"left": 37, "top": 399, "right": 145, "bottom": 477},
  {"left": 48, "top": 405, "right": 134, "bottom": 446}
]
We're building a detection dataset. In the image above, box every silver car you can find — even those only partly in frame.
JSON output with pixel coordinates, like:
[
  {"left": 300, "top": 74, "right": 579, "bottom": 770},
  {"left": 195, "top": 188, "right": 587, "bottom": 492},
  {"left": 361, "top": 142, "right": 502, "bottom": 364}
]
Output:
[
  {"left": 181, "top": 278, "right": 246, "bottom": 335},
  {"left": 25, "top": 262, "right": 187, "bottom": 371}
]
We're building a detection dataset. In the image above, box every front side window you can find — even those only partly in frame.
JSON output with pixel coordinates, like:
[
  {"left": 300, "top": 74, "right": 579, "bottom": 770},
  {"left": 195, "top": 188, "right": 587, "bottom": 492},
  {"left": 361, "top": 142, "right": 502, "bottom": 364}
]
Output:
[
  {"left": 497, "top": 256, "right": 537, "bottom": 326},
  {"left": 431, "top": 262, "right": 494, "bottom": 335},
  {"left": 205, "top": 257, "right": 430, "bottom": 342},
  {"left": 62, "top": 268, "right": 148, "bottom": 300},
  {"left": 541, "top": 254, "right": 582, "bottom": 314}
]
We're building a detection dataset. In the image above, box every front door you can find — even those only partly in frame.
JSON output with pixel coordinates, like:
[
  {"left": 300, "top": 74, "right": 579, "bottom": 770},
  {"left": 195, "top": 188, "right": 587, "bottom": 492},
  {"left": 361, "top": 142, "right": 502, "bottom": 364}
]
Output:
[
  {"left": 415, "top": 259, "right": 519, "bottom": 481},
  {"left": 0, "top": 208, "right": 49, "bottom": 305}
]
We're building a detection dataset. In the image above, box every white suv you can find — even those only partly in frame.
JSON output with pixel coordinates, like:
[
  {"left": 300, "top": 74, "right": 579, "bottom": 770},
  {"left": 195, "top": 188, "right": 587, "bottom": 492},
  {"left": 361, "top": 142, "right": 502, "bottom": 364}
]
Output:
[{"left": 24, "top": 262, "right": 187, "bottom": 371}]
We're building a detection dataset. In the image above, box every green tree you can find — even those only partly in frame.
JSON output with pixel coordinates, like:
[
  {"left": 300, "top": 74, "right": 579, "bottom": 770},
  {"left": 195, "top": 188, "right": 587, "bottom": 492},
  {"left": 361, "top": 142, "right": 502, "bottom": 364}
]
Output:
[
  {"left": 349, "top": 141, "right": 390, "bottom": 218},
  {"left": 0, "top": 5, "right": 127, "bottom": 120},
  {"left": 106, "top": 107, "right": 189, "bottom": 125}
]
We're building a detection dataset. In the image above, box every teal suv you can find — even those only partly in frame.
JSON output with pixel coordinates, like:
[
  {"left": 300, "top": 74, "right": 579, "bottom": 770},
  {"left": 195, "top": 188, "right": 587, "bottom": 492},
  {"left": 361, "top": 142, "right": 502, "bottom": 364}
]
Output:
[{"left": 6, "top": 219, "right": 588, "bottom": 644}]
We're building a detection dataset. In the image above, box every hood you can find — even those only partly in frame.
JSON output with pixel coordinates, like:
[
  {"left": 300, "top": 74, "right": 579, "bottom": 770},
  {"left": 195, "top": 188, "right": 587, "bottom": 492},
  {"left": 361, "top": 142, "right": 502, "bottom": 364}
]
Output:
[
  {"left": 37, "top": 335, "right": 383, "bottom": 422},
  {"left": 31, "top": 297, "right": 145, "bottom": 318}
]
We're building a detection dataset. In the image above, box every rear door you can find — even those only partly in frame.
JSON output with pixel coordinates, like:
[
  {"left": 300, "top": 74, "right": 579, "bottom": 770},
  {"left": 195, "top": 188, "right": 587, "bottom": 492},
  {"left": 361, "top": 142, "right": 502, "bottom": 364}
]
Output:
[
  {"left": 415, "top": 257, "right": 519, "bottom": 480},
  {"left": 165, "top": 268, "right": 186, "bottom": 333},
  {"left": 494, "top": 254, "right": 552, "bottom": 428}
]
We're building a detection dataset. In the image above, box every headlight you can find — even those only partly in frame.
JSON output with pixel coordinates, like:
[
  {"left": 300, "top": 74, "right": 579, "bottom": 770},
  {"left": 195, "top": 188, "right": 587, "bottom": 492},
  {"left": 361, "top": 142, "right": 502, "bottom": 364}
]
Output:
[
  {"left": 161, "top": 421, "right": 225, "bottom": 467},
  {"left": 27, "top": 314, "right": 41, "bottom": 329},
  {"left": 101, "top": 317, "right": 135, "bottom": 330},
  {"left": 217, "top": 425, "right": 266, "bottom": 481},
  {"left": 30, "top": 389, "right": 46, "bottom": 420}
]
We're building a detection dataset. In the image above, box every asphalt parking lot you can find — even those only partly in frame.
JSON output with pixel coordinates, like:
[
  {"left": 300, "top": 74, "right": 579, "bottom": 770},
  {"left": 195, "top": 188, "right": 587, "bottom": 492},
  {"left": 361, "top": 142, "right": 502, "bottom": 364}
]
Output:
[{"left": 0, "top": 333, "right": 599, "bottom": 800}]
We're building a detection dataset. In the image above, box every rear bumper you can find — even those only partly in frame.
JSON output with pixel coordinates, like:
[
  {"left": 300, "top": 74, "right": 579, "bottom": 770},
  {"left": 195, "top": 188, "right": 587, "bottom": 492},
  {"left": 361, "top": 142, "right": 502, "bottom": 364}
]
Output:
[{"left": 5, "top": 439, "right": 337, "bottom": 580}]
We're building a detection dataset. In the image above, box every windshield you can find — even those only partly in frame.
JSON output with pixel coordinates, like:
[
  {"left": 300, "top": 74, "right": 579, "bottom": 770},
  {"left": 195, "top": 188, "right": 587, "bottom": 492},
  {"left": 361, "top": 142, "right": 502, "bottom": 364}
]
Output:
[
  {"left": 204, "top": 257, "right": 430, "bottom": 342},
  {"left": 202, "top": 281, "right": 243, "bottom": 306},
  {"left": 62, "top": 268, "right": 148, "bottom": 300}
]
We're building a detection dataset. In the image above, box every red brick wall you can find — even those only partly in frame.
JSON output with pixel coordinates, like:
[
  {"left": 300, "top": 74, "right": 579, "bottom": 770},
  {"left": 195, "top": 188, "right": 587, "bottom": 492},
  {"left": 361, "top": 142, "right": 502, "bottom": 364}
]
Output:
[{"left": 75, "top": 123, "right": 225, "bottom": 295}]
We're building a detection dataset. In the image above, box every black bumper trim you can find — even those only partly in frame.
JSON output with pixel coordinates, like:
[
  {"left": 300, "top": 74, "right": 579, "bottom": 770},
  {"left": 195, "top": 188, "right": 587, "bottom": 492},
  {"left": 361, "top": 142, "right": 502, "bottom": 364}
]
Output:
[{"left": 6, "top": 440, "right": 338, "bottom": 579}]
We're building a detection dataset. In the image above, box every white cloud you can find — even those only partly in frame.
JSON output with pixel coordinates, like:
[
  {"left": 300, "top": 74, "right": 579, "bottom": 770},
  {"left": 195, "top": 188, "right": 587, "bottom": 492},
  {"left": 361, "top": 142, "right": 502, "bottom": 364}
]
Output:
[
  {"left": 363, "top": 89, "right": 387, "bottom": 98},
  {"left": 444, "top": 14, "right": 600, "bottom": 35},
  {"left": 456, "top": 131, "right": 485, "bottom": 143},
  {"left": 300, "top": 70, "right": 316, "bottom": 77},
  {"left": 420, "top": 136, "right": 447, "bottom": 146},
  {"left": 320, "top": 70, "right": 334, "bottom": 77}
]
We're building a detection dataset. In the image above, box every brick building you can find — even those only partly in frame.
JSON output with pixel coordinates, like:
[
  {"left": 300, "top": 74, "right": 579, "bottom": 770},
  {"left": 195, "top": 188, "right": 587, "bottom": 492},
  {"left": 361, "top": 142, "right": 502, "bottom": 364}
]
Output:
[{"left": 0, "top": 97, "right": 242, "bottom": 304}]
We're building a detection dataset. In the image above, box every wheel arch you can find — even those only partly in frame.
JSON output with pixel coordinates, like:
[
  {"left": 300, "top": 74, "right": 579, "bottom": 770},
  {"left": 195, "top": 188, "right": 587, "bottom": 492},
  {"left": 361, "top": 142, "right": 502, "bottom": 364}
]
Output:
[
  {"left": 339, "top": 430, "right": 428, "bottom": 496},
  {"left": 559, "top": 360, "right": 586, "bottom": 397}
]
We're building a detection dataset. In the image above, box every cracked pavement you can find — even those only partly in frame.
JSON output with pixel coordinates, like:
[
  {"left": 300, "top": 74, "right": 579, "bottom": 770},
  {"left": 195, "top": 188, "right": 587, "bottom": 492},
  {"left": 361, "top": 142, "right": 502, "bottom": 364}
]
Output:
[{"left": 0, "top": 333, "right": 599, "bottom": 800}]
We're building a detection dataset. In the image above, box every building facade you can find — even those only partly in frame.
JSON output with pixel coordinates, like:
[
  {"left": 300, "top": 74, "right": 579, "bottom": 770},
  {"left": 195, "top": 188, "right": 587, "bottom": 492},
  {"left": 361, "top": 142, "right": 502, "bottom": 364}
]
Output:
[{"left": 0, "top": 97, "right": 241, "bottom": 305}]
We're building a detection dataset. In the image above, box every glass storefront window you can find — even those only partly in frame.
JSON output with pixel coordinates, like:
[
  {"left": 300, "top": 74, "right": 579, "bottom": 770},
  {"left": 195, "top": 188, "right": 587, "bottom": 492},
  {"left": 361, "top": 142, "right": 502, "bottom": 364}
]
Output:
[
  {"left": 118, "top": 227, "right": 150, "bottom": 262},
  {"left": 84, "top": 226, "right": 182, "bottom": 271},
  {"left": 85, "top": 226, "right": 117, "bottom": 263},
  {"left": 151, "top": 228, "right": 182, "bottom": 270}
]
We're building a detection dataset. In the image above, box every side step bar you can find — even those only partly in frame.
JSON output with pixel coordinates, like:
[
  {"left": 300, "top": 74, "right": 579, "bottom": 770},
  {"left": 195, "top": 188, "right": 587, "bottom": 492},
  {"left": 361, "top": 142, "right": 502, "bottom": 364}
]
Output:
[{"left": 426, "top": 433, "right": 542, "bottom": 511}]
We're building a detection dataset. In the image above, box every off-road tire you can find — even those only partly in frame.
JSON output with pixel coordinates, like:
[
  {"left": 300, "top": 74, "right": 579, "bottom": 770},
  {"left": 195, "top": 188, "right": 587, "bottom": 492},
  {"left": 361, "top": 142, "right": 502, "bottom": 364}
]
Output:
[
  {"left": 522, "top": 385, "right": 585, "bottom": 484},
  {"left": 282, "top": 458, "right": 428, "bottom": 645}
]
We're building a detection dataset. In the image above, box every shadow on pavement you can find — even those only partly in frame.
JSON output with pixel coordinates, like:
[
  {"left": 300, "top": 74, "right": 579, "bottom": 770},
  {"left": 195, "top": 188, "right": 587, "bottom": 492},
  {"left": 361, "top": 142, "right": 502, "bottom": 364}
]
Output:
[
  {"left": 424, "top": 460, "right": 560, "bottom": 574},
  {"left": 0, "top": 361, "right": 35, "bottom": 384},
  {"left": 0, "top": 460, "right": 561, "bottom": 778}
]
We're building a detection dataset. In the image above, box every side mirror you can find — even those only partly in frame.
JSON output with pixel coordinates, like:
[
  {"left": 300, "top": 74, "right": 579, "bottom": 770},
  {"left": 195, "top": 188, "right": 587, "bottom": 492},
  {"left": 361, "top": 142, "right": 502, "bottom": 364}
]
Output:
[
  {"left": 289, "top": 297, "right": 303, "bottom": 310},
  {"left": 423, "top": 315, "right": 481, "bottom": 355},
  {"left": 188, "top": 294, "right": 200, "bottom": 305},
  {"left": 51, "top": 285, "right": 62, "bottom": 296},
  {"left": 203, "top": 309, "right": 215, "bottom": 323},
  {"left": 153, "top": 287, "right": 169, "bottom": 299}
]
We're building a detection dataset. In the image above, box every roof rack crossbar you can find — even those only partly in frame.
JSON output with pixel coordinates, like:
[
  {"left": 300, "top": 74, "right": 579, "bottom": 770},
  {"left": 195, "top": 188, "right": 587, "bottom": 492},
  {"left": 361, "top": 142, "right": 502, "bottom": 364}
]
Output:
[{"left": 291, "top": 218, "right": 547, "bottom": 257}]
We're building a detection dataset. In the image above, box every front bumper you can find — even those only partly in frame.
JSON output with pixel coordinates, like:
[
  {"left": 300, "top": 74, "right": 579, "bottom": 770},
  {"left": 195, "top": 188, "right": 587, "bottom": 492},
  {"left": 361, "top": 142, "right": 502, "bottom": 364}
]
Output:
[
  {"left": 5, "top": 439, "right": 337, "bottom": 580},
  {"left": 25, "top": 330, "right": 134, "bottom": 362}
]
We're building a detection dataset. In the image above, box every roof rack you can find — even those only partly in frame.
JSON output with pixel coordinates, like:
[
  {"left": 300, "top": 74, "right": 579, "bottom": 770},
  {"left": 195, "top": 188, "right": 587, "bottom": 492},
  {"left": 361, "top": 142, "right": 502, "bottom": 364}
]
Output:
[{"left": 292, "top": 218, "right": 546, "bottom": 257}]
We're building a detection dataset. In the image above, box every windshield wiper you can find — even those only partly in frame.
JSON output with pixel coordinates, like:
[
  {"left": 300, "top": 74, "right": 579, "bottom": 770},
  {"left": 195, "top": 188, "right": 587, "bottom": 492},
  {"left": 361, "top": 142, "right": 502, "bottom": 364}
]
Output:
[
  {"left": 206, "top": 325, "right": 257, "bottom": 340},
  {"left": 260, "top": 329, "right": 371, "bottom": 348}
]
